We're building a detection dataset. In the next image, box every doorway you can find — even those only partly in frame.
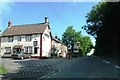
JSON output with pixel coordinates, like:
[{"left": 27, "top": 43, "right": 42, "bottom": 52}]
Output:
[{"left": 34, "top": 47, "right": 38, "bottom": 54}]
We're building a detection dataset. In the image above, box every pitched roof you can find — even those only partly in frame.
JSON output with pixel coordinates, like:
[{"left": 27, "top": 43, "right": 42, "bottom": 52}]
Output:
[{"left": 2, "top": 23, "right": 48, "bottom": 36}]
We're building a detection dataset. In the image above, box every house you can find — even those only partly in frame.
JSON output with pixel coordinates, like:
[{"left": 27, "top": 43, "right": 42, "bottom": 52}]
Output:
[
  {"left": 52, "top": 37, "right": 67, "bottom": 58},
  {"left": 1, "top": 17, "right": 52, "bottom": 58}
]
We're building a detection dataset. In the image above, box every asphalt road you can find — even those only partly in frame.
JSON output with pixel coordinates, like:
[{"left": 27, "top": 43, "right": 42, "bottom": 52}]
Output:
[
  {"left": 43, "top": 56, "right": 120, "bottom": 80},
  {"left": 1, "top": 56, "right": 120, "bottom": 80}
]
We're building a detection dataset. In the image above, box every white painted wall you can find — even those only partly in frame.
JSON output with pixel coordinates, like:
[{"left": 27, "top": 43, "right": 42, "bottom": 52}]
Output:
[
  {"left": 42, "top": 26, "right": 51, "bottom": 57},
  {"left": 1, "top": 34, "right": 41, "bottom": 56}
]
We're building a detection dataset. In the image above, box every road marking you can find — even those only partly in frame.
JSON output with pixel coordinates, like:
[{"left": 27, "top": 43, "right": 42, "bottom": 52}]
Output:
[
  {"left": 44, "top": 77, "right": 50, "bottom": 80},
  {"left": 115, "top": 66, "right": 120, "bottom": 69},
  {"left": 51, "top": 71, "right": 54, "bottom": 73},
  {"left": 53, "top": 73, "right": 56, "bottom": 75},
  {"left": 102, "top": 60, "right": 110, "bottom": 64},
  {"left": 40, "top": 75, "right": 46, "bottom": 78}
]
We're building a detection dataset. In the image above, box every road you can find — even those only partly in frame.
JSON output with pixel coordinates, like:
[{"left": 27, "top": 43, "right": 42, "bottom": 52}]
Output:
[
  {"left": 42, "top": 56, "right": 120, "bottom": 80},
  {"left": 1, "top": 56, "right": 120, "bottom": 80}
]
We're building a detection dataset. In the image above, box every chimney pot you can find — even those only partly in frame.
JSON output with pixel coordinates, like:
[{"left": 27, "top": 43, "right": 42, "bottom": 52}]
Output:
[
  {"left": 8, "top": 20, "right": 12, "bottom": 28},
  {"left": 45, "top": 17, "right": 49, "bottom": 23}
]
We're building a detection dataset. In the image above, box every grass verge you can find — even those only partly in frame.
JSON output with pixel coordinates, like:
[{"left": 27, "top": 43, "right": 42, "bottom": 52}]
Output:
[{"left": 0, "top": 64, "right": 7, "bottom": 74}]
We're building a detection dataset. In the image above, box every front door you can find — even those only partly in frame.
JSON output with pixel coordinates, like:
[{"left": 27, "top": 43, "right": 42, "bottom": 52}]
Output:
[{"left": 34, "top": 47, "right": 38, "bottom": 54}]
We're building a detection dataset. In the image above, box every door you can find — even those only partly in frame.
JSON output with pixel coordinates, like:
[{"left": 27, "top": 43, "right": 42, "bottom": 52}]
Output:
[{"left": 34, "top": 47, "right": 38, "bottom": 54}]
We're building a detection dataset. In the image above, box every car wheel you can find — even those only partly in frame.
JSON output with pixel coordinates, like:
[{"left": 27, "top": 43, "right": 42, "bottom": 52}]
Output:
[{"left": 21, "top": 56, "right": 24, "bottom": 60}]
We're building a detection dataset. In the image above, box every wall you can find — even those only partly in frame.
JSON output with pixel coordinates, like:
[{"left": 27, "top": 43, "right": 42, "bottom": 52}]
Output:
[
  {"left": 42, "top": 26, "right": 51, "bottom": 57},
  {"left": 1, "top": 34, "right": 41, "bottom": 56}
]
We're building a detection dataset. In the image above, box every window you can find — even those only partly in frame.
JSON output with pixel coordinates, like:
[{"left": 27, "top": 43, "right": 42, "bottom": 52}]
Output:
[
  {"left": 2, "top": 37, "right": 7, "bottom": 42},
  {"left": 5, "top": 47, "right": 11, "bottom": 53},
  {"left": 29, "top": 47, "right": 32, "bottom": 53},
  {"left": 17, "top": 36, "right": 21, "bottom": 41},
  {"left": 8, "top": 36, "right": 13, "bottom": 42},
  {"left": 33, "top": 41, "right": 38, "bottom": 46},
  {"left": 25, "top": 35, "right": 32, "bottom": 41},
  {"left": 24, "top": 46, "right": 32, "bottom": 53},
  {"left": 44, "top": 33, "right": 49, "bottom": 38},
  {"left": 25, "top": 47, "right": 28, "bottom": 53}
]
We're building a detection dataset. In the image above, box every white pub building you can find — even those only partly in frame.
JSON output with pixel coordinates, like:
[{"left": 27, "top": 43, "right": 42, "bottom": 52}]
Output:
[{"left": 1, "top": 17, "right": 52, "bottom": 58}]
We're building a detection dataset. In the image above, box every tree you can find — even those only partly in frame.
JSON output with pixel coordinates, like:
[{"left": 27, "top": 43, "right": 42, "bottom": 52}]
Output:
[
  {"left": 80, "top": 36, "right": 93, "bottom": 56},
  {"left": 62, "top": 26, "right": 93, "bottom": 56},
  {"left": 62, "top": 26, "right": 75, "bottom": 52},
  {"left": 82, "top": 2, "right": 120, "bottom": 57},
  {"left": 82, "top": 2, "right": 107, "bottom": 38}
]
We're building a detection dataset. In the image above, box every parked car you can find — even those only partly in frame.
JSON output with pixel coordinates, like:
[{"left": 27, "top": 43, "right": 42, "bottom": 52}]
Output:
[{"left": 11, "top": 52, "right": 31, "bottom": 60}]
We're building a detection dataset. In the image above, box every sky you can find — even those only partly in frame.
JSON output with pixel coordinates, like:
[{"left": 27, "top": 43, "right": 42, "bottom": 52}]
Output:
[{"left": 0, "top": 0, "right": 101, "bottom": 46}]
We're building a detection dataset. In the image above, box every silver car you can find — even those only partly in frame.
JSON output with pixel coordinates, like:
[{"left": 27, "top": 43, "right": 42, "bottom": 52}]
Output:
[{"left": 11, "top": 52, "right": 31, "bottom": 60}]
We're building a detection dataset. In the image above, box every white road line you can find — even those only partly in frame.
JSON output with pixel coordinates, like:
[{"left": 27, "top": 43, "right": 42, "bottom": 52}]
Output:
[
  {"left": 40, "top": 75, "right": 46, "bottom": 78},
  {"left": 102, "top": 60, "right": 110, "bottom": 64},
  {"left": 53, "top": 73, "right": 56, "bottom": 75},
  {"left": 115, "top": 66, "right": 120, "bottom": 69},
  {"left": 51, "top": 71, "right": 54, "bottom": 73},
  {"left": 44, "top": 77, "right": 50, "bottom": 80}
]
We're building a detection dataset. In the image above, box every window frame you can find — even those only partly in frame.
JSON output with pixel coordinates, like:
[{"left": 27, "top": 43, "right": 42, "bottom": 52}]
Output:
[
  {"left": 7, "top": 36, "right": 13, "bottom": 42},
  {"left": 25, "top": 35, "right": 32, "bottom": 42},
  {"left": 17, "top": 36, "right": 21, "bottom": 41}
]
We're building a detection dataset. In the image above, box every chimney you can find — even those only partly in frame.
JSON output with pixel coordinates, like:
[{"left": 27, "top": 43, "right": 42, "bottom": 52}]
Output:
[
  {"left": 44, "top": 17, "right": 49, "bottom": 24},
  {"left": 8, "top": 20, "right": 12, "bottom": 28}
]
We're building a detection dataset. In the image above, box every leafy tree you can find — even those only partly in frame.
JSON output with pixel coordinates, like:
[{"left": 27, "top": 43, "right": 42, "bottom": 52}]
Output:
[
  {"left": 81, "top": 36, "right": 93, "bottom": 56},
  {"left": 82, "top": 2, "right": 120, "bottom": 57},
  {"left": 62, "top": 26, "right": 93, "bottom": 56},
  {"left": 82, "top": 2, "right": 107, "bottom": 38},
  {"left": 62, "top": 26, "right": 75, "bottom": 52}
]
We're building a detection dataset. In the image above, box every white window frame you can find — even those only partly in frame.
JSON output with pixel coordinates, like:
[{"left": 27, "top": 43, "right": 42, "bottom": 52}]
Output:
[
  {"left": 5, "top": 47, "right": 11, "bottom": 53},
  {"left": 8, "top": 36, "right": 13, "bottom": 42},
  {"left": 25, "top": 35, "right": 32, "bottom": 42},
  {"left": 17, "top": 36, "right": 21, "bottom": 41},
  {"left": 24, "top": 46, "right": 32, "bottom": 53}
]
